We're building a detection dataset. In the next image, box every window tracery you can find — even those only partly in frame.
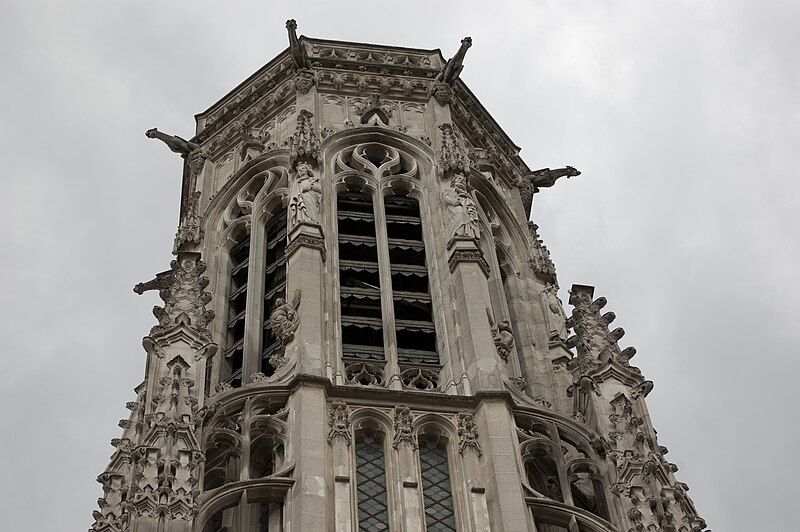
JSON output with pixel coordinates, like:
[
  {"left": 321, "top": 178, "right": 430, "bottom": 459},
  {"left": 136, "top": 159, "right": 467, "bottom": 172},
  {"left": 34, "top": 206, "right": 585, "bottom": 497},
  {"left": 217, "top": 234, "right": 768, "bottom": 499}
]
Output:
[{"left": 334, "top": 142, "right": 439, "bottom": 388}]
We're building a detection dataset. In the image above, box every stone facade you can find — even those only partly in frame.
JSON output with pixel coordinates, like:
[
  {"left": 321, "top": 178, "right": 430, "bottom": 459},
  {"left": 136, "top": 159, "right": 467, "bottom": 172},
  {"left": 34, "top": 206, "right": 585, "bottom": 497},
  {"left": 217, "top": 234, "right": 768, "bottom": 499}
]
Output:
[{"left": 90, "top": 21, "right": 708, "bottom": 532}]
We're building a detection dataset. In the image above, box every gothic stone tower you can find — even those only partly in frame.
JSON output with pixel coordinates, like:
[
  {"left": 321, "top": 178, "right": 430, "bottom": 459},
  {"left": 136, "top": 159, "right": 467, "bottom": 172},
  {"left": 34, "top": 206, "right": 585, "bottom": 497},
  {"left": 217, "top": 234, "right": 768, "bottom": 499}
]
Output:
[{"left": 90, "top": 21, "right": 708, "bottom": 532}]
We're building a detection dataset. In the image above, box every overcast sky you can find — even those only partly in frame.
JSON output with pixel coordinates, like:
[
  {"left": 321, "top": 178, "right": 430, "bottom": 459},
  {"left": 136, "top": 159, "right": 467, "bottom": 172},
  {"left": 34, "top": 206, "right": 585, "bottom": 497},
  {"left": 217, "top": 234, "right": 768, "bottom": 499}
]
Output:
[{"left": 0, "top": 1, "right": 797, "bottom": 530}]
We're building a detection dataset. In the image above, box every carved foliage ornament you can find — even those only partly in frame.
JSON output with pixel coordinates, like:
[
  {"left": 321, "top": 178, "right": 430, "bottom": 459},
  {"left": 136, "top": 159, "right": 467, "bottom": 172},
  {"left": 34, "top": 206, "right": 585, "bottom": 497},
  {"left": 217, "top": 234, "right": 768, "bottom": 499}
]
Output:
[
  {"left": 289, "top": 110, "right": 321, "bottom": 167},
  {"left": 457, "top": 411, "right": 482, "bottom": 457},
  {"left": 528, "top": 222, "right": 558, "bottom": 286},
  {"left": 174, "top": 191, "right": 204, "bottom": 253},
  {"left": 566, "top": 285, "right": 639, "bottom": 372},
  {"left": 392, "top": 405, "right": 416, "bottom": 450},
  {"left": 327, "top": 401, "right": 352, "bottom": 446},
  {"left": 437, "top": 123, "right": 471, "bottom": 178},
  {"left": 293, "top": 69, "right": 315, "bottom": 94},
  {"left": 137, "top": 253, "right": 214, "bottom": 340}
]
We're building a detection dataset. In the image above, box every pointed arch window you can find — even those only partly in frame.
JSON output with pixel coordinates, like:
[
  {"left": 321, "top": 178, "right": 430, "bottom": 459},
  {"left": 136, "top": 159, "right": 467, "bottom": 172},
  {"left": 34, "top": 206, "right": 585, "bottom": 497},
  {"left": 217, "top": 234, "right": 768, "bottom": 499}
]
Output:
[
  {"left": 384, "top": 194, "right": 437, "bottom": 365},
  {"left": 334, "top": 143, "right": 440, "bottom": 389},
  {"left": 338, "top": 190, "right": 385, "bottom": 360},
  {"left": 419, "top": 436, "right": 456, "bottom": 531},
  {"left": 262, "top": 206, "right": 288, "bottom": 375},
  {"left": 355, "top": 430, "right": 389, "bottom": 531},
  {"left": 224, "top": 234, "right": 250, "bottom": 387},
  {"left": 221, "top": 200, "right": 288, "bottom": 388}
]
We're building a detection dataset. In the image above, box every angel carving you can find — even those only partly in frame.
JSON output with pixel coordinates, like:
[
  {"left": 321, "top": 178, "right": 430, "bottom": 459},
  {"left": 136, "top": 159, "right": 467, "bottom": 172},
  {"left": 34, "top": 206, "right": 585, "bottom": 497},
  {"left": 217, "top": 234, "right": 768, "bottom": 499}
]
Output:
[
  {"left": 269, "top": 289, "right": 301, "bottom": 345},
  {"left": 486, "top": 308, "right": 515, "bottom": 361}
]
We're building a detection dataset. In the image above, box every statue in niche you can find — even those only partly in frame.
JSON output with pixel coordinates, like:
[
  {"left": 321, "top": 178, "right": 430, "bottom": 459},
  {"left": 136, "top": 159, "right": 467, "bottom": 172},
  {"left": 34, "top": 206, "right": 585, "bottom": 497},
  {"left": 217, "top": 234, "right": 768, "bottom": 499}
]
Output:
[
  {"left": 443, "top": 172, "right": 479, "bottom": 241},
  {"left": 288, "top": 162, "right": 322, "bottom": 227},
  {"left": 542, "top": 284, "right": 568, "bottom": 342},
  {"left": 269, "top": 289, "right": 301, "bottom": 345}
]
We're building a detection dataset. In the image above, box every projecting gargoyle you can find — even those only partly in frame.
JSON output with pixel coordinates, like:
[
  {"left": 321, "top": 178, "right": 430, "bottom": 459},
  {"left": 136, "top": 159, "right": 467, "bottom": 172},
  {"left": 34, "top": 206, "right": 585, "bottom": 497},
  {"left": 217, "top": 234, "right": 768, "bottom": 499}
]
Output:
[
  {"left": 133, "top": 270, "right": 173, "bottom": 295},
  {"left": 436, "top": 37, "right": 472, "bottom": 85},
  {"left": 145, "top": 128, "right": 200, "bottom": 157},
  {"left": 525, "top": 166, "right": 581, "bottom": 191},
  {"left": 286, "top": 19, "right": 308, "bottom": 69}
]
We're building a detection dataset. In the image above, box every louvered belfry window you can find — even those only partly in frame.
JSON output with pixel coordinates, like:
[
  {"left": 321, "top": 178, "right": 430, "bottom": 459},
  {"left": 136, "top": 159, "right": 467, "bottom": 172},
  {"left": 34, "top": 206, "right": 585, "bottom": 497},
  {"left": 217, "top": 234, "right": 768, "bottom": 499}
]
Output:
[
  {"left": 224, "top": 235, "right": 250, "bottom": 388},
  {"left": 384, "top": 195, "right": 437, "bottom": 365},
  {"left": 262, "top": 206, "right": 287, "bottom": 374},
  {"left": 355, "top": 431, "right": 389, "bottom": 531},
  {"left": 338, "top": 191, "right": 385, "bottom": 361},
  {"left": 419, "top": 437, "right": 456, "bottom": 531}
]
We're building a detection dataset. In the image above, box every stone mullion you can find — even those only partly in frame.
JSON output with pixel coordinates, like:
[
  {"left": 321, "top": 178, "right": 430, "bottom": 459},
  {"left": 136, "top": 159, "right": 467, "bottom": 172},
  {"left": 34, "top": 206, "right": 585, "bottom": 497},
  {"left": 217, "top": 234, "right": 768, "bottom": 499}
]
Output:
[
  {"left": 398, "top": 444, "right": 424, "bottom": 532},
  {"left": 243, "top": 219, "right": 266, "bottom": 383},
  {"left": 288, "top": 385, "right": 328, "bottom": 530},
  {"left": 448, "top": 246, "right": 505, "bottom": 391},
  {"left": 476, "top": 400, "right": 533, "bottom": 531},
  {"left": 331, "top": 432, "right": 353, "bottom": 531},
  {"left": 502, "top": 279, "right": 529, "bottom": 388},
  {"left": 485, "top": 239, "right": 527, "bottom": 384},
  {"left": 286, "top": 225, "right": 325, "bottom": 376},
  {"left": 373, "top": 188, "right": 401, "bottom": 390},
  {"left": 240, "top": 398, "right": 252, "bottom": 481},
  {"left": 460, "top": 442, "right": 490, "bottom": 531}
]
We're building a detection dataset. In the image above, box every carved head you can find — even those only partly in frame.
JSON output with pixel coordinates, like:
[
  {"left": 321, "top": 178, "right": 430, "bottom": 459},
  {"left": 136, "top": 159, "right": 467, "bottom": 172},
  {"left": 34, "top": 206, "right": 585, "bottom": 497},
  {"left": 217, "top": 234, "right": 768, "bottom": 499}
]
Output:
[
  {"left": 286, "top": 19, "right": 297, "bottom": 30},
  {"left": 145, "top": 128, "right": 158, "bottom": 138},
  {"left": 296, "top": 162, "right": 313, "bottom": 178},
  {"left": 566, "top": 166, "right": 581, "bottom": 177}
]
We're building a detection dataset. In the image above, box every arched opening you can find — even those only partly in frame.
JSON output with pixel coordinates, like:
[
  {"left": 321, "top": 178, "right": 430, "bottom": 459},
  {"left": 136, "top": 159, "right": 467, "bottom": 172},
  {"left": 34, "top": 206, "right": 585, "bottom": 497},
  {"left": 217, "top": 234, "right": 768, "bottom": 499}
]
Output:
[
  {"left": 418, "top": 435, "right": 456, "bottom": 532},
  {"left": 354, "top": 429, "right": 389, "bottom": 531},
  {"left": 261, "top": 205, "right": 287, "bottom": 375},
  {"left": 224, "top": 230, "right": 250, "bottom": 388}
]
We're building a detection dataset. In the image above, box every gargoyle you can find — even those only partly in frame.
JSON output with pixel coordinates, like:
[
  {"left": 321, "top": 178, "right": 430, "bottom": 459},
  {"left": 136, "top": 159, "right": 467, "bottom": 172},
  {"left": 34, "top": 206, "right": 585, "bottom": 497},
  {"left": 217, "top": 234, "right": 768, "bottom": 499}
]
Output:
[
  {"left": 133, "top": 270, "right": 173, "bottom": 295},
  {"left": 525, "top": 166, "right": 581, "bottom": 191},
  {"left": 436, "top": 37, "right": 472, "bottom": 86},
  {"left": 145, "top": 128, "right": 200, "bottom": 157},
  {"left": 286, "top": 19, "right": 308, "bottom": 69}
]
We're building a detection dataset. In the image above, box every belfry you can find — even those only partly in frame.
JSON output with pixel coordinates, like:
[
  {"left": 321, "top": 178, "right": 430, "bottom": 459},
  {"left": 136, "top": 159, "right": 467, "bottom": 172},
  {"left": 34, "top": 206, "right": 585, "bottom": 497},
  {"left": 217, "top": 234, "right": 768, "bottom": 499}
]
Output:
[{"left": 90, "top": 21, "right": 708, "bottom": 532}]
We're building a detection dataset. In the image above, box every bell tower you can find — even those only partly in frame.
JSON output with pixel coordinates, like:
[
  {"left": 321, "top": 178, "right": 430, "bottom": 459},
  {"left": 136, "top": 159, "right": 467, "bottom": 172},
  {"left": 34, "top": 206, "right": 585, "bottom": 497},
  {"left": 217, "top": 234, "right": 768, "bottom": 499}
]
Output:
[{"left": 90, "top": 20, "right": 708, "bottom": 532}]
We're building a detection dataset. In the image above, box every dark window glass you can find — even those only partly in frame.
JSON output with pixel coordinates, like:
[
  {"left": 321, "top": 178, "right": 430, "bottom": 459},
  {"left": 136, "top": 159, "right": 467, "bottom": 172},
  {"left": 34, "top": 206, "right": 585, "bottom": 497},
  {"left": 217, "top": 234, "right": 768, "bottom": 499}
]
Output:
[
  {"left": 355, "top": 432, "right": 389, "bottom": 531},
  {"left": 419, "top": 438, "right": 456, "bottom": 531}
]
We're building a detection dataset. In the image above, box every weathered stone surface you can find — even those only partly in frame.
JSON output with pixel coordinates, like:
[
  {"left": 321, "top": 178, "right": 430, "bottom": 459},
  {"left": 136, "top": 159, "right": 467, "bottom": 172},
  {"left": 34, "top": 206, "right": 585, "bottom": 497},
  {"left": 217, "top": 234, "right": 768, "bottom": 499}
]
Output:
[{"left": 92, "top": 20, "right": 707, "bottom": 532}]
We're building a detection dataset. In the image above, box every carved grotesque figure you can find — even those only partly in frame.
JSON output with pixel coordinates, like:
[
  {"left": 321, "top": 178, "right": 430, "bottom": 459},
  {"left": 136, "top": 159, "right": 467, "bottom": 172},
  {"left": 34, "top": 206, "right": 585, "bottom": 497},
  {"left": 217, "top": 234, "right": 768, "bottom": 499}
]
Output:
[{"left": 269, "top": 290, "right": 301, "bottom": 345}]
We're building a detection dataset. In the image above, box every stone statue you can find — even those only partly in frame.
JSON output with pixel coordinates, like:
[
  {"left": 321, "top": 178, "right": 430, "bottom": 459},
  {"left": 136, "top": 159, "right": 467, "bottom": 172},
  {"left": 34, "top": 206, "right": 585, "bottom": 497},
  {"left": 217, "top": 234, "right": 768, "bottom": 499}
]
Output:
[
  {"left": 487, "top": 308, "right": 515, "bottom": 361},
  {"left": 269, "top": 289, "right": 301, "bottom": 345},
  {"left": 443, "top": 173, "right": 479, "bottom": 241},
  {"left": 145, "top": 128, "right": 200, "bottom": 156},
  {"left": 288, "top": 162, "right": 322, "bottom": 227},
  {"left": 543, "top": 284, "right": 568, "bottom": 342}
]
